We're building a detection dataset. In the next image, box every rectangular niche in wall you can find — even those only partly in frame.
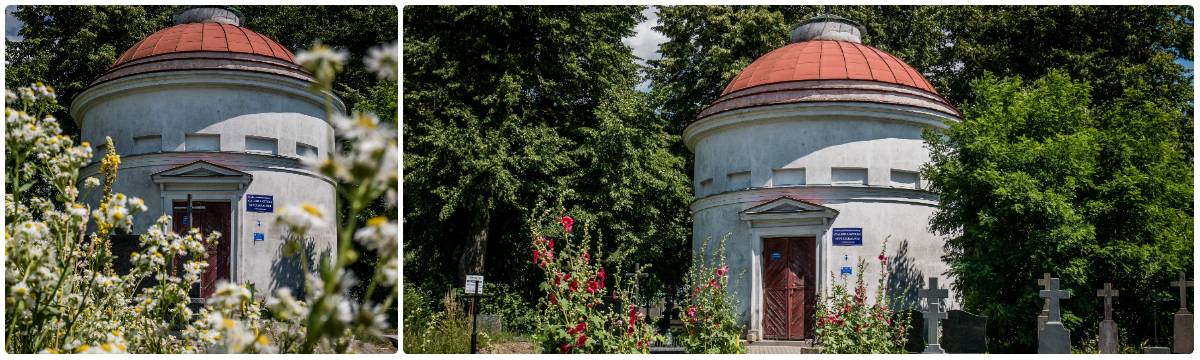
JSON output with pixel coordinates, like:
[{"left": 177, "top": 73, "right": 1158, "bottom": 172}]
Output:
[
  {"left": 727, "top": 171, "right": 751, "bottom": 191},
  {"left": 133, "top": 135, "right": 162, "bottom": 154},
  {"left": 772, "top": 168, "right": 806, "bottom": 186},
  {"left": 185, "top": 134, "right": 220, "bottom": 151},
  {"left": 297, "top": 142, "right": 318, "bottom": 160},
  {"left": 246, "top": 136, "right": 278, "bottom": 155},
  {"left": 698, "top": 178, "right": 713, "bottom": 197},
  {"left": 890, "top": 170, "right": 919, "bottom": 189},
  {"left": 831, "top": 168, "right": 867, "bottom": 186},
  {"left": 93, "top": 143, "right": 107, "bottom": 161}
]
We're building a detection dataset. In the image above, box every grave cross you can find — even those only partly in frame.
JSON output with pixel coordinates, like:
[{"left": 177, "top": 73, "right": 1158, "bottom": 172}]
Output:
[
  {"left": 1096, "top": 283, "right": 1119, "bottom": 321},
  {"left": 625, "top": 263, "right": 650, "bottom": 310},
  {"left": 1170, "top": 272, "right": 1193, "bottom": 313},
  {"left": 1039, "top": 278, "right": 1071, "bottom": 323},
  {"left": 918, "top": 277, "right": 949, "bottom": 353},
  {"left": 1037, "top": 273, "right": 1053, "bottom": 319},
  {"left": 1141, "top": 289, "right": 1170, "bottom": 348}
]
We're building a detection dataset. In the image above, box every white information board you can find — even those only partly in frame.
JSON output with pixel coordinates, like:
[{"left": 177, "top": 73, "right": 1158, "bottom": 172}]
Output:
[{"left": 465, "top": 275, "right": 484, "bottom": 294}]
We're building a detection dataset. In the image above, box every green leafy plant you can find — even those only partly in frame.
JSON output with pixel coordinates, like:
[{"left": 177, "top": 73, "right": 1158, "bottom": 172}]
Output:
[
  {"left": 676, "top": 234, "right": 745, "bottom": 354},
  {"left": 813, "top": 237, "right": 912, "bottom": 354},
  {"left": 528, "top": 193, "right": 664, "bottom": 353}
]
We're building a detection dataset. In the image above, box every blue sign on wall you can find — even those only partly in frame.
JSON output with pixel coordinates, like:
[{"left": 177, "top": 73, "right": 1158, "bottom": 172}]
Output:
[
  {"left": 770, "top": 252, "right": 781, "bottom": 260},
  {"left": 841, "top": 267, "right": 853, "bottom": 275},
  {"left": 254, "top": 233, "right": 265, "bottom": 242},
  {"left": 832, "top": 228, "right": 863, "bottom": 246},
  {"left": 246, "top": 195, "right": 273, "bottom": 213}
]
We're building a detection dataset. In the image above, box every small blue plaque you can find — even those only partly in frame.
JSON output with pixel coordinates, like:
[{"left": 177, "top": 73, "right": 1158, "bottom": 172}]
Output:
[
  {"left": 246, "top": 195, "right": 273, "bottom": 213},
  {"left": 254, "top": 233, "right": 265, "bottom": 242},
  {"left": 832, "top": 228, "right": 863, "bottom": 246},
  {"left": 181, "top": 215, "right": 188, "bottom": 225},
  {"left": 770, "top": 252, "right": 781, "bottom": 260},
  {"left": 841, "top": 267, "right": 852, "bottom": 275}
]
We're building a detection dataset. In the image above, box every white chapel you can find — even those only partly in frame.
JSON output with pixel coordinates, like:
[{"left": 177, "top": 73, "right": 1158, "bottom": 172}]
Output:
[{"left": 685, "top": 14, "right": 962, "bottom": 341}]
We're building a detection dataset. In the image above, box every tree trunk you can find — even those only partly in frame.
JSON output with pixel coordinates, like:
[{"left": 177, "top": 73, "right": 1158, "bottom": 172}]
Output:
[{"left": 457, "top": 209, "right": 490, "bottom": 287}]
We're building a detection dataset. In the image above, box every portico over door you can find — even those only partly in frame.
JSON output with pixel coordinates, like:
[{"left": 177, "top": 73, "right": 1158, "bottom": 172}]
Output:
[{"left": 762, "top": 237, "right": 816, "bottom": 340}]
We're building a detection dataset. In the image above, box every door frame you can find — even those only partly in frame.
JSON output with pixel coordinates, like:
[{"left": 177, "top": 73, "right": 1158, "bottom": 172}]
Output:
[
  {"left": 165, "top": 194, "right": 242, "bottom": 286},
  {"left": 749, "top": 227, "right": 827, "bottom": 341}
]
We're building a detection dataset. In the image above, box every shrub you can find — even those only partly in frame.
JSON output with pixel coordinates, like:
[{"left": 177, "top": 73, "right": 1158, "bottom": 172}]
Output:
[
  {"left": 813, "top": 237, "right": 912, "bottom": 354},
  {"left": 401, "top": 287, "right": 490, "bottom": 353},
  {"left": 677, "top": 234, "right": 746, "bottom": 354},
  {"left": 477, "top": 282, "right": 538, "bottom": 336},
  {"left": 528, "top": 195, "right": 664, "bottom": 353}
]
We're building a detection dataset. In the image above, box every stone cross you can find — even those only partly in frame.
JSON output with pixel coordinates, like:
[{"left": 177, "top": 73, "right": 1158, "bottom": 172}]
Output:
[
  {"left": 625, "top": 263, "right": 650, "bottom": 311},
  {"left": 1171, "top": 272, "right": 1194, "bottom": 354},
  {"left": 918, "top": 277, "right": 949, "bottom": 354},
  {"left": 1171, "top": 272, "right": 1193, "bottom": 314},
  {"left": 1096, "top": 283, "right": 1119, "bottom": 321},
  {"left": 1096, "top": 283, "right": 1120, "bottom": 354},
  {"left": 1037, "top": 273, "right": 1052, "bottom": 331},
  {"left": 1037, "top": 278, "right": 1072, "bottom": 354}
]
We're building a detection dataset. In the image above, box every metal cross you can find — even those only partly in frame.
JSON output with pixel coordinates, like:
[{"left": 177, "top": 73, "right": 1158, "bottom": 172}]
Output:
[
  {"left": 918, "top": 277, "right": 949, "bottom": 349},
  {"left": 1096, "top": 283, "right": 1119, "bottom": 321},
  {"left": 1039, "top": 278, "right": 1071, "bottom": 323},
  {"left": 824, "top": 5, "right": 831, "bottom": 16},
  {"left": 625, "top": 263, "right": 650, "bottom": 308},
  {"left": 1141, "top": 289, "right": 1170, "bottom": 347},
  {"left": 1170, "top": 272, "right": 1193, "bottom": 313}
]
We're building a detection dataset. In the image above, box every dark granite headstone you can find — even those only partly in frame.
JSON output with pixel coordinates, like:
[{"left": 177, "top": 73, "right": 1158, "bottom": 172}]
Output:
[
  {"left": 1037, "top": 278, "right": 1072, "bottom": 354},
  {"left": 942, "top": 310, "right": 988, "bottom": 353},
  {"left": 1171, "top": 272, "right": 1194, "bottom": 354},
  {"left": 902, "top": 310, "right": 925, "bottom": 353}
]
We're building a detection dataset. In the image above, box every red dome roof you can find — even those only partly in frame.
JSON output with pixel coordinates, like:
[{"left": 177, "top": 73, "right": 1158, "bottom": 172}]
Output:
[
  {"left": 722, "top": 41, "right": 938, "bottom": 96},
  {"left": 112, "top": 23, "right": 297, "bottom": 67}
]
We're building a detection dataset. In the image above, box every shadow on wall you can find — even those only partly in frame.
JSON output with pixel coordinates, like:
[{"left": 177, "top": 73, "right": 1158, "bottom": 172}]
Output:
[
  {"left": 886, "top": 239, "right": 926, "bottom": 311},
  {"left": 269, "top": 233, "right": 321, "bottom": 300}
]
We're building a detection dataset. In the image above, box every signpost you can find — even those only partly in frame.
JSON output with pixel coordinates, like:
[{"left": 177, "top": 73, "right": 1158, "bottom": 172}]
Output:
[
  {"left": 464, "top": 275, "right": 489, "bottom": 354},
  {"left": 832, "top": 228, "right": 863, "bottom": 246},
  {"left": 246, "top": 195, "right": 273, "bottom": 213}
]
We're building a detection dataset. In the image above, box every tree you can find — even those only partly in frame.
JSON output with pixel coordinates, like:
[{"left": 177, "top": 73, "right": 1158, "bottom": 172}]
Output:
[
  {"left": 402, "top": 5, "right": 693, "bottom": 303},
  {"left": 921, "top": 71, "right": 1193, "bottom": 353}
]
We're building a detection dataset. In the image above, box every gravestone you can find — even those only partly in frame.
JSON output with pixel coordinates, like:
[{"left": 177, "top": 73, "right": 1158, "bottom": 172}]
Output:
[
  {"left": 918, "top": 277, "right": 949, "bottom": 354},
  {"left": 1037, "top": 278, "right": 1072, "bottom": 354},
  {"left": 1037, "top": 273, "right": 1052, "bottom": 331},
  {"left": 902, "top": 309, "right": 925, "bottom": 354},
  {"left": 1171, "top": 272, "right": 1193, "bottom": 354},
  {"left": 1096, "top": 283, "right": 1119, "bottom": 354},
  {"left": 942, "top": 310, "right": 988, "bottom": 353},
  {"left": 1142, "top": 289, "right": 1171, "bottom": 353}
]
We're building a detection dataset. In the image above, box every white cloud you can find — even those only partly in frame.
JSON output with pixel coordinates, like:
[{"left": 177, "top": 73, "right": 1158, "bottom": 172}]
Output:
[
  {"left": 622, "top": 7, "right": 668, "bottom": 92},
  {"left": 6, "top": 5, "right": 24, "bottom": 42}
]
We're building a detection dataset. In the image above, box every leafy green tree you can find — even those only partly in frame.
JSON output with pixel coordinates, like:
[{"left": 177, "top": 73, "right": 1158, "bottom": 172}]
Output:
[
  {"left": 921, "top": 71, "right": 1193, "bottom": 353},
  {"left": 403, "top": 5, "right": 692, "bottom": 306}
]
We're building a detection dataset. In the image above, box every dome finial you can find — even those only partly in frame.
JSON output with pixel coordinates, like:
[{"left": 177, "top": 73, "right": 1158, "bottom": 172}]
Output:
[
  {"left": 790, "top": 8, "right": 862, "bottom": 44},
  {"left": 174, "top": 6, "right": 245, "bottom": 26}
]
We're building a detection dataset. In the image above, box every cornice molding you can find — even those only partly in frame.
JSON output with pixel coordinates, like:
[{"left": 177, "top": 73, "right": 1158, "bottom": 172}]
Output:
[{"left": 690, "top": 185, "right": 939, "bottom": 213}]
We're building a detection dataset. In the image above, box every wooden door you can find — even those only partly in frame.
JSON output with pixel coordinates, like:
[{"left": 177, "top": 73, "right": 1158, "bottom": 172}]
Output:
[
  {"left": 763, "top": 237, "right": 817, "bottom": 340},
  {"left": 173, "top": 201, "right": 232, "bottom": 298}
]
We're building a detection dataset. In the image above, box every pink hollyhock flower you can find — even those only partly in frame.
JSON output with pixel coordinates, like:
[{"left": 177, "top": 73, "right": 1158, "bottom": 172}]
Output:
[
  {"left": 548, "top": 238, "right": 554, "bottom": 249},
  {"left": 581, "top": 253, "right": 590, "bottom": 264},
  {"left": 691, "top": 318, "right": 697, "bottom": 324},
  {"left": 598, "top": 268, "right": 605, "bottom": 280},
  {"left": 888, "top": 319, "right": 892, "bottom": 325},
  {"left": 550, "top": 294, "right": 557, "bottom": 304},
  {"left": 561, "top": 216, "right": 574, "bottom": 233},
  {"left": 714, "top": 323, "right": 720, "bottom": 329},
  {"left": 534, "top": 250, "right": 540, "bottom": 262},
  {"left": 569, "top": 281, "right": 578, "bottom": 292},
  {"left": 586, "top": 281, "right": 599, "bottom": 293},
  {"left": 692, "top": 292, "right": 697, "bottom": 297},
  {"left": 695, "top": 286, "right": 700, "bottom": 292},
  {"left": 687, "top": 308, "right": 696, "bottom": 317},
  {"left": 576, "top": 322, "right": 586, "bottom": 333},
  {"left": 560, "top": 344, "right": 571, "bottom": 353},
  {"left": 709, "top": 278, "right": 718, "bottom": 287},
  {"left": 844, "top": 305, "right": 851, "bottom": 312},
  {"left": 637, "top": 342, "right": 642, "bottom": 349},
  {"left": 716, "top": 266, "right": 728, "bottom": 276}
]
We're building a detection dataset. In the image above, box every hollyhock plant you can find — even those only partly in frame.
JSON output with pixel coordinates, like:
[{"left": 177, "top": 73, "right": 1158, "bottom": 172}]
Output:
[
  {"left": 529, "top": 196, "right": 662, "bottom": 353},
  {"left": 812, "top": 237, "right": 913, "bottom": 354},
  {"left": 676, "top": 235, "right": 745, "bottom": 354}
]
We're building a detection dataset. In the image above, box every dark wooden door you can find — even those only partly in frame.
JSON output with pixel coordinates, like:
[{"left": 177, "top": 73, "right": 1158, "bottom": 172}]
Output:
[
  {"left": 763, "top": 237, "right": 817, "bottom": 340},
  {"left": 173, "top": 201, "right": 232, "bottom": 298}
]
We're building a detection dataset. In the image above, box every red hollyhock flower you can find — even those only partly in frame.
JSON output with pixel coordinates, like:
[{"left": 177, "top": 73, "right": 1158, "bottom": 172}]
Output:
[
  {"left": 561, "top": 216, "right": 574, "bottom": 233},
  {"left": 586, "top": 281, "right": 599, "bottom": 293},
  {"left": 687, "top": 308, "right": 696, "bottom": 317},
  {"left": 626, "top": 327, "right": 633, "bottom": 335},
  {"left": 548, "top": 238, "right": 554, "bottom": 249},
  {"left": 714, "top": 323, "right": 720, "bottom": 328},
  {"left": 569, "top": 281, "right": 579, "bottom": 292},
  {"left": 709, "top": 278, "right": 718, "bottom": 288},
  {"left": 598, "top": 269, "right": 605, "bottom": 287},
  {"left": 564, "top": 273, "right": 571, "bottom": 281},
  {"left": 576, "top": 334, "right": 587, "bottom": 348},
  {"left": 716, "top": 266, "right": 728, "bottom": 276},
  {"left": 534, "top": 250, "right": 540, "bottom": 262},
  {"left": 581, "top": 253, "right": 590, "bottom": 264},
  {"left": 554, "top": 276, "right": 561, "bottom": 286},
  {"left": 560, "top": 344, "right": 570, "bottom": 353},
  {"left": 550, "top": 294, "right": 557, "bottom": 304},
  {"left": 568, "top": 328, "right": 576, "bottom": 336},
  {"left": 576, "top": 322, "right": 586, "bottom": 333},
  {"left": 692, "top": 292, "right": 697, "bottom": 297},
  {"left": 691, "top": 318, "right": 697, "bottom": 323}
]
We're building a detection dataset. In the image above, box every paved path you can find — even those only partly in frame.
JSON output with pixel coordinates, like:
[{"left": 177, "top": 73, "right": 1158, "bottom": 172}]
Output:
[{"left": 745, "top": 345, "right": 808, "bottom": 354}]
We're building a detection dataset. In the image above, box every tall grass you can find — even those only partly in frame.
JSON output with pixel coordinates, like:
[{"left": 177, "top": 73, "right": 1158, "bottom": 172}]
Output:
[{"left": 403, "top": 286, "right": 496, "bottom": 353}]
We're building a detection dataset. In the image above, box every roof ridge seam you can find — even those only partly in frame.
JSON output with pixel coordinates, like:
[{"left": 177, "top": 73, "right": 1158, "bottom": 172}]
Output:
[
  {"left": 873, "top": 46, "right": 913, "bottom": 86},
  {"left": 851, "top": 43, "right": 876, "bottom": 82}
]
